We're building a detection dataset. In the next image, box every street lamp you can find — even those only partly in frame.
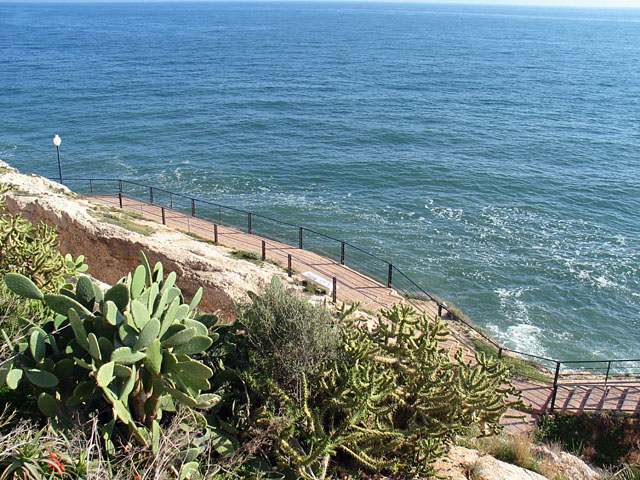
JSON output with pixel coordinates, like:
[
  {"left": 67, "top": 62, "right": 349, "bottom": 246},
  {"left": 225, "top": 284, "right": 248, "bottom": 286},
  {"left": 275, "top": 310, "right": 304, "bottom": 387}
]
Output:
[{"left": 53, "top": 134, "right": 62, "bottom": 183}]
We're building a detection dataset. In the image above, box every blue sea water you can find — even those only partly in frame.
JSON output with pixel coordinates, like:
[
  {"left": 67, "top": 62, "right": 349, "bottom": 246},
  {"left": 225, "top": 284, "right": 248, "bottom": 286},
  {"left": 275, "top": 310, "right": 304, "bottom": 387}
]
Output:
[{"left": 0, "top": 1, "right": 638, "bottom": 361}]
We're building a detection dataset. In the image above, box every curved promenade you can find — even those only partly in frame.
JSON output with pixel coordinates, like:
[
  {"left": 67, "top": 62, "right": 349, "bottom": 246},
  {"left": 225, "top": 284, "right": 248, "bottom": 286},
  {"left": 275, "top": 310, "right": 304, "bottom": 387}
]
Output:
[{"left": 82, "top": 188, "right": 640, "bottom": 424}]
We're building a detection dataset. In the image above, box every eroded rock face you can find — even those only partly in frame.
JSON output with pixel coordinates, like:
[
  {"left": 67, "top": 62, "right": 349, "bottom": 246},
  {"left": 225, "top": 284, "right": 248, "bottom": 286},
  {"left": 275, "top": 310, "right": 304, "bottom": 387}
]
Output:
[{"left": 0, "top": 161, "right": 286, "bottom": 321}]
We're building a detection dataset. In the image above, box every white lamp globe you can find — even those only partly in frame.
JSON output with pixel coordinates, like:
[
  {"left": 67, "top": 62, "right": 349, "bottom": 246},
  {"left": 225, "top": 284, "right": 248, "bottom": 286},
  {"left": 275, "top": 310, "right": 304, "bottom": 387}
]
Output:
[{"left": 53, "top": 134, "right": 62, "bottom": 147}]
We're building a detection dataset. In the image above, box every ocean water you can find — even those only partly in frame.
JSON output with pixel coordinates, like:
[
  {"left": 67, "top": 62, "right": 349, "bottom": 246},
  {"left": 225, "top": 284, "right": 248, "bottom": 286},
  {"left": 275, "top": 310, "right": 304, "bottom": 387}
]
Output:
[{"left": 0, "top": 1, "right": 638, "bottom": 361}]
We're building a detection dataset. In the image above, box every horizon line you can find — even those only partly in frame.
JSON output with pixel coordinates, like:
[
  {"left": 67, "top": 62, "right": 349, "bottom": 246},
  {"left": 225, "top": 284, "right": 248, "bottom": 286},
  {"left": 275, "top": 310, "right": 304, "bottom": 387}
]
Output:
[{"left": 2, "top": 0, "right": 640, "bottom": 8}]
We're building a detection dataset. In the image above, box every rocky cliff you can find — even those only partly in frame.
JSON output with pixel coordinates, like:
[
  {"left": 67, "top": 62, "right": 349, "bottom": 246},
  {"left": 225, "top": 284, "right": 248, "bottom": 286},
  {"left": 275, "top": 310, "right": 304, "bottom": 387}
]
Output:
[{"left": 0, "top": 160, "right": 287, "bottom": 321}]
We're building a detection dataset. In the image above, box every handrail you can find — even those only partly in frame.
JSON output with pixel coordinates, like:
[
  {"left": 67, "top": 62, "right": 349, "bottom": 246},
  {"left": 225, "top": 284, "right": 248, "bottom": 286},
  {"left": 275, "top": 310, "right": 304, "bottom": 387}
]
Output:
[{"left": 58, "top": 176, "right": 640, "bottom": 413}]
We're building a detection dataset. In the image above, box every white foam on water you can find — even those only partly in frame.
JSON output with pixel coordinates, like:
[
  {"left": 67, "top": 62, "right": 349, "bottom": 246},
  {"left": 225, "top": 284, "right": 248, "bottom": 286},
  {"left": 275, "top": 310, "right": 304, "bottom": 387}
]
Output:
[
  {"left": 614, "top": 234, "right": 627, "bottom": 246},
  {"left": 594, "top": 275, "right": 617, "bottom": 289},
  {"left": 111, "top": 155, "right": 136, "bottom": 175},
  {"left": 491, "top": 286, "right": 550, "bottom": 356},
  {"left": 577, "top": 270, "right": 590, "bottom": 280},
  {"left": 0, "top": 144, "right": 17, "bottom": 160}
]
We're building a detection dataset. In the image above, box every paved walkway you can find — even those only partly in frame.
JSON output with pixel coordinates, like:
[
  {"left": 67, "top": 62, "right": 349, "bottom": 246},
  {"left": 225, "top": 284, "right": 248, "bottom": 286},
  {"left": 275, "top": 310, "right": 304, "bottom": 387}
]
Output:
[
  {"left": 93, "top": 194, "right": 430, "bottom": 316},
  {"left": 90, "top": 194, "right": 640, "bottom": 428}
]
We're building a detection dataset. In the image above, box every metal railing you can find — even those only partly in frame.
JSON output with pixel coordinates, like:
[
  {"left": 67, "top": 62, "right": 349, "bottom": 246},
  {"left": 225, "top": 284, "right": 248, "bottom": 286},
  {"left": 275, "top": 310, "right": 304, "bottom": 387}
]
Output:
[{"left": 60, "top": 177, "right": 640, "bottom": 414}]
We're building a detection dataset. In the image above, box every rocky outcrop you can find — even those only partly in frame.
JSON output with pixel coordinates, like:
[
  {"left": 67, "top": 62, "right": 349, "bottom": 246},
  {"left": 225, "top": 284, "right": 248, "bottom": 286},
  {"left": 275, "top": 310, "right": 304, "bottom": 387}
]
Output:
[
  {"left": 471, "top": 455, "right": 548, "bottom": 480},
  {"left": 434, "top": 446, "right": 549, "bottom": 480},
  {"left": 0, "top": 161, "right": 287, "bottom": 321},
  {"left": 530, "top": 445, "right": 602, "bottom": 480},
  {"left": 434, "top": 445, "right": 602, "bottom": 480}
]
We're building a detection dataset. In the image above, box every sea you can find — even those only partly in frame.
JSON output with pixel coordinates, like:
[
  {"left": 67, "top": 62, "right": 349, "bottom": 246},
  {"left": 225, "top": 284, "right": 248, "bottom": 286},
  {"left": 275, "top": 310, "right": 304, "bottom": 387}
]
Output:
[{"left": 0, "top": 1, "right": 638, "bottom": 362}]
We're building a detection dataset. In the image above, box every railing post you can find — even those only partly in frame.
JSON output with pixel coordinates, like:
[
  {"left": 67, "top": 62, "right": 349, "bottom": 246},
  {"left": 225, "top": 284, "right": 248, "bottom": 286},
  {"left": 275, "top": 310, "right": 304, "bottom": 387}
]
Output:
[
  {"left": 498, "top": 347, "right": 503, "bottom": 359},
  {"left": 605, "top": 361, "right": 611, "bottom": 387},
  {"left": 332, "top": 277, "right": 337, "bottom": 303},
  {"left": 549, "top": 362, "right": 561, "bottom": 413},
  {"left": 387, "top": 264, "right": 393, "bottom": 288},
  {"left": 149, "top": 186, "right": 154, "bottom": 205},
  {"left": 299, "top": 227, "right": 303, "bottom": 249},
  {"left": 340, "top": 242, "right": 345, "bottom": 265},
  {"left": 248, "top": 213, "right": 252, "bottom": 234},
  {"left": 191, "top": 199, "right": 196, "bottom": 217},
  {"left": 261, "top": 240, "right": 266, "bottom": 261},
  {"left": 161, "top": 207, "right": 166, "bottom": 225},
  {"left": 118, "top": 180, "right": 123, "bottom": 193},
  {"left": 89, "top": 179, "right": 93, "bottom": 194},
  {"left": 214, "top": 224, "right": 218, "bottom": 245},
  {"left": 288, "top": 254, "right": 292, "bottom": 278},
  {"left": 118, "top": 192, "right": 123, "bottom": 209},
  {"left": 438, "top": 304, "right": 443, "bottom": 318},
  {"left": 169, "top": 193, "right": 173, "bottom": 209}
]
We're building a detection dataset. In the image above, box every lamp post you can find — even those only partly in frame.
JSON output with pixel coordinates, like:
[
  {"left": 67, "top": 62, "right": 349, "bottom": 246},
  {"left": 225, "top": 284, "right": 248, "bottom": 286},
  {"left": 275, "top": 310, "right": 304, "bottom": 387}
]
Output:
[{"left": 53, "top": 134, "right": 62, "bottom": 183}]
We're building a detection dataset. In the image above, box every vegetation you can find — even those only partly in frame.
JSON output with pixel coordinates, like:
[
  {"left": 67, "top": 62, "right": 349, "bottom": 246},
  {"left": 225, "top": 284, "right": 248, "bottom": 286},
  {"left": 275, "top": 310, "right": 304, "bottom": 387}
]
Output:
[
  {"left": 0, "top": 192, "right": 529, "bottom": 479},
  {"left": 0, "top": 184, "right": 86, "bottom": 292},
  {"left": 536, "top": 412, "right": 640, "bottom": 467},
  {"left": 470, "top": 337, "right": 553, "bottom": 385},
  {"left": 230, "top": 281, "right": 520, "bottom": 479},
  {"left": 0, "top": 183, "right": 87, "bottom": 348},
  {"left": 468, "top": 433, "right": 577, "bottom": 480},
  {"left": 182, "top": 230, "right": 219, "bottom": 245},
  {"left": 2, "top": 252, "right": 227, "bottom": 476},
  {"left": 230, "top": 249, "right": 261, "bottom": 264},
  {"left": 301, "top": 280, "right": 327, "bottom": 296},
  {"left": 89, "top": 208, "right": 154, "bottom": 236}
]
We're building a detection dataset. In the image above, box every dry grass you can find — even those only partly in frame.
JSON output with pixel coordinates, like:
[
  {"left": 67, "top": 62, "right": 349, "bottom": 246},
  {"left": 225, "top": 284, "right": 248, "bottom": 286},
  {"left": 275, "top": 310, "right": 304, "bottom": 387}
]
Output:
[
  {"left": 0, "top": 407, "right": 265, "bottom": 480},
  {"left": 89, "top": 207, "right": 155, "bottom": 236},
  {"left": 470, "top": 433, "right": 602, "bottom": 480}
]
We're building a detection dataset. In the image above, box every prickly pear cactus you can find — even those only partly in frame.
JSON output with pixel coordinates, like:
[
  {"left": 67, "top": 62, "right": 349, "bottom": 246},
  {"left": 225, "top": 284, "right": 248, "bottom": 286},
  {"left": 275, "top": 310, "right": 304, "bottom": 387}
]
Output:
[{"left": 1, "top": 251, "right": 219, "bottom": 452}]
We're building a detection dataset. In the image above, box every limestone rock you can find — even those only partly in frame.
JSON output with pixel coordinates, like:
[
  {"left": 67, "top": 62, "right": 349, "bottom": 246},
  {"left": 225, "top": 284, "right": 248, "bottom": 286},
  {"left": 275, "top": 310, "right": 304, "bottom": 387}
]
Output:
[
  {"left": 434, "top": 446, "right": 481, "bottom": 480},
  {"left": 472, "top": 455, "right": 548, "bottom": 480},
  {"left": 531, "top": 445, "right": 601, "bottom": 480}
]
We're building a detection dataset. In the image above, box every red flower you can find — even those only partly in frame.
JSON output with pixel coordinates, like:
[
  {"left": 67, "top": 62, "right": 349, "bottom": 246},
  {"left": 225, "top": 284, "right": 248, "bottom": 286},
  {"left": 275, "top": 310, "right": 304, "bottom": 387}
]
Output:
[{"left": 47, "top": 453, "right": 66, "bottom": 475}]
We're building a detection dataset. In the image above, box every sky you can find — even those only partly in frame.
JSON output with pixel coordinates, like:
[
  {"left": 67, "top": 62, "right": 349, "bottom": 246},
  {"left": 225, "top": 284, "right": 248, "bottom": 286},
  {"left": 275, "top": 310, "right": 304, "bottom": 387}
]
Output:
[{"left": 6, "top": 0, "right": 640, "bottom": 7}]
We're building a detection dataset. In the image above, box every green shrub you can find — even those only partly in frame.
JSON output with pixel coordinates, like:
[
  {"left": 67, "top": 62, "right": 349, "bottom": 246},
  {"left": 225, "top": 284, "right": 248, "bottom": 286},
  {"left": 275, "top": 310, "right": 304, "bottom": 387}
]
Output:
[
  {"left": 239, "top": 276, "right": 341, "bottom": 397},
  {"left": 536, "top": 412, "right": 637, "bottom": 467},
  {"left": 235, "top": 283, "right": 520, "bottom": 479},
  {"left": 301, "top": 280, "right": 327, "bottom": 296}
]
